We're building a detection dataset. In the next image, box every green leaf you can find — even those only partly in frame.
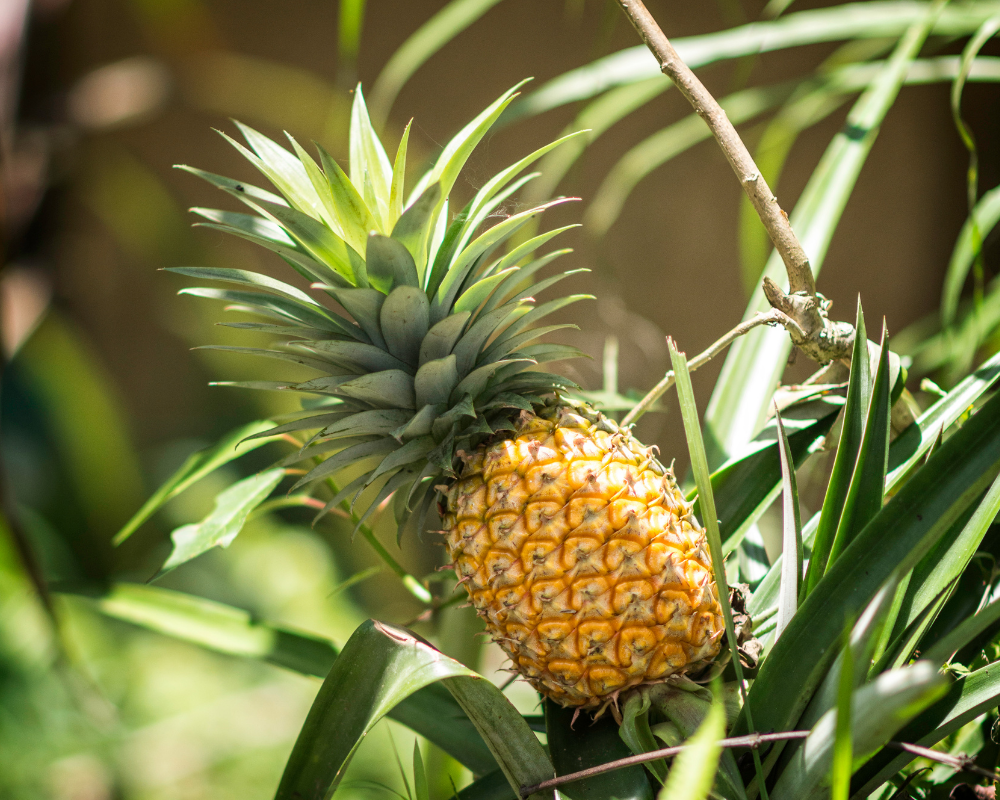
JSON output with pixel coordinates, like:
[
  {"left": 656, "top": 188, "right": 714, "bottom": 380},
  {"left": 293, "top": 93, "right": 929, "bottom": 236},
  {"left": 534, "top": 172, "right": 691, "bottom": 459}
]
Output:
[
  {"left": 515, "top": 2, "right": 997, "bottom": 117},
  {"left": 285, "top": 135, "right": 347, "bottom": 236},
  {"left": 306, "top": 338, "right": 410, "bottom": 373},
  {"left": 886, "top": 469, "right": 1000, "bottom": 661},
  {"left": 805, "top": 301, "right": 870, "bottom": 593},
  {"left": 793, "top": 581, "right": 898, "bottom": 735},
  {"left": 316, "top": 142, "right": 381, "bottom": 253},
  {"left": 418, "top": 312, "right": 470, "bottom": 366},
  {"left": 460, "top": 131, "right": 587, "bottom": 244},
  {"left": 854, "top": 661, "right": 1000, "bottom": 795},
  {"left": 326, "top": 287, "right": 386, "bottom": 349},
  {"left": 380, "top": 286, "right": 430, "bottom": 366},
  {"left": 318, "top": 408, "right": 412, "bottom": 439},
  {"left": 431, "top": 199, "right": 572, "bottom": 324},
  {"left": 699, "top": 399, "right": 840, "bottom": 555},
  {"left": 275, "top": 620, "right": 552, "bottom": 800},
  {"left": 887, "top": 348, "right": 1000, "bottom": 486},
  {"left": 244, "top": 196, "right": 366, "bottom": 285},
  {"left": 770, "top": 663, "right": 947, "bottom": 800},
  {"left": 738, "top": 388, "right": 1000, "bottom": 739},
  {"left": 167, "top": 267, "right": 317, "bottom": 307},
  {"left": 621, "top": 691, "right": 668, "bottom": 785},
  {"left": 445, "top": 679, "right": 554, "bottom": 799},
  {"left": 349, "top": 85, "right": 392, "bottom": 221},
  {"left": 392, "top": 183, "right": 443, "bottom": 278},
  {"left": 369, "top": 0, "right": 506, "bottom": 124},
  {"left": 454, "top": 268, "right": 519, "bottom": 316},
  {"left": 388, "top": 121, "right": 410, "bottom": 229},
  {"left": 178, "top": 164, "right": 287, "bottom": 206},
  {"left": 925, "top": 598, "right": 1000, "bottom": 666},
  {"left": 422, "top": 80, "right": 527, "bottom": 206},
  {"left": 830, "top": 629, "right": 853, "bottom": 800},
  {"left": 158, "top": 468, "right": 284, "bottom": 577},
  {"left": 412, "top": 740, "right": 429, "bottom": 800},
  {"left": 454, "top": 770, "right": 516, "bottom": 800},
  {"left": 226, "top": 123, "right": 324, "bottom": 218},
  {"left": 338, "top": 0, "right": 366, "bottom": 66},
  {"left": 942, "top": 182, "right": 1000, "bottom": 327},
  {"left": 545, "top": 699, "right": 654, "bottom": 800},
  {"left": 670, "top": 340, "right": 764, "bottom": 792},
  {"left": 182, "top": 286, "right": 358, "bottom": 338},
  {"left": 113, "top": 420, "right": 279, "bottom": 545},
  {"left": 293, "top": 438, "right": 400, "bottom": 490},
  {"left": 189, "top": 206, "right": 297, "bottom": 247},
  {"left": 480, "top": 240, "right": 575, "bottom": 315},
  {"left": 826, "top": 323, "right": 893, "bottom": 569},
  {"left": 774, "top": 410, "right": 803, "bottom": 640},
  {"left": 585, "top": 83, "right": 792, "bottom": 237},
  {"left": 368, "top": 234, "right": 420, "bottom": 293},
  {"left": 336, "top": 371, "right": 416, "bottom": 411},
  {"left": 367, "top": 437, "right": 434, "bottom": 487},
  {"left": 658, "top": 694, "right": 725, "bottom": 800},
  {"left": 57, "top": 583, "right": 497, "bottom": 773},
  {"left": 414, "top": 355, "right": 459, "bottom": 407}
]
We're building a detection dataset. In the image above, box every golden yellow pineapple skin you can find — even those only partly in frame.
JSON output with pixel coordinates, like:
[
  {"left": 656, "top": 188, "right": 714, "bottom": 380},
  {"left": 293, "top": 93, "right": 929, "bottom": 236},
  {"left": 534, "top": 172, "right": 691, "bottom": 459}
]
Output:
[{"left": 443, "top": 404, "right": 724, "bottom": 709}]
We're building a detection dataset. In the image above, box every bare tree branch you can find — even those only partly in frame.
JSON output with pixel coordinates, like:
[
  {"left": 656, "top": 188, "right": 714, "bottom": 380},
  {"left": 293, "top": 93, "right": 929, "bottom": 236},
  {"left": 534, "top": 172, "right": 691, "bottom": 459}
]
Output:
[{"left": 613, "top": 0, "right": 855, "bottom": 367}]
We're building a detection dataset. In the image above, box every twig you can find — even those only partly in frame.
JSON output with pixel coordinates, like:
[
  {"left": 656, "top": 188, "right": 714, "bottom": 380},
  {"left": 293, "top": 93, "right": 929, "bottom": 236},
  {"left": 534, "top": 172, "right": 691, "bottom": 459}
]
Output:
[
  {"left": 886, "top": 741, "right": 1000, "bottom": 784},
  {"left": 621, "top": 309, "right": 796, "bottom": 427},
  {"left": 614, "top": 0, "right": 855, "bottom": 365},
  {"left": 518, "top": 733, "right": 1000, "bottom": 797},
  {"left": 520, "top": 731, "right": 811, "bottom": 795}
]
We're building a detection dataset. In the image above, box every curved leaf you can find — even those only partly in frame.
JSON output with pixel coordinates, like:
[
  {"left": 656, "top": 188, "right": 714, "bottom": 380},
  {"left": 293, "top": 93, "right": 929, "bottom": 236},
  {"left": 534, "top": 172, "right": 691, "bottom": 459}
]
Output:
[
  {"left": 545, "top": 699, "right": 653, "bottom": 800},
  {"left": 113, "top": 420, "right": 279, "bottom": 545},
  {"left": 275, "top": 620, "right": 552, "bottom": 800},
  {"left": 59, "top": 583, "right": 498, "bottom": 773},
  {"left": 739, "top": 389, "right": 1000, "bottom": 738}
]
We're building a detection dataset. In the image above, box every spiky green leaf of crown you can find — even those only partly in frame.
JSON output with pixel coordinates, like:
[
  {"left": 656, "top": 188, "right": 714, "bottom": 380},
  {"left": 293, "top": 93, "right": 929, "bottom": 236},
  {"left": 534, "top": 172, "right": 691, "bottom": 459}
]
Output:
[{"left": 174, "top": 83, "right": 591, "bottom": 535}]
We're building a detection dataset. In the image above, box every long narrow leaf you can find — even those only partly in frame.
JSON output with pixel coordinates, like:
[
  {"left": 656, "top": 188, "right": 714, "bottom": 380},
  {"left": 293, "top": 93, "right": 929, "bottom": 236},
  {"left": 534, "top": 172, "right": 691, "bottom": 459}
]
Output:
[
  {"left": 826, "top": 323, "right": 893, "bottom": 569},
  {"left": 658, "top": 694, "right": 726, "bottom": 800},
  {"left": 57, "top": 583, "right": 498, "bottom": 774},
  {"left": 739, "top": 388, "right": 1000, "bottom": 738},
  {"left": 113, "top": 420, "right": 278, "bottom": 545},
  {"left": 274, "top": 620, "right": 552, "bottom": 800},
  {"left": 805, "top": 302, "right": 870, "bottom": 592},
  {"left": 769, "top": 663, "right": 947, "bottom": 800},
  {"left": 774, "top": 410, "right": 803, "bottom": 640},
  {"left": 369, "top": 0, "right": 505, "bottom": 125}
]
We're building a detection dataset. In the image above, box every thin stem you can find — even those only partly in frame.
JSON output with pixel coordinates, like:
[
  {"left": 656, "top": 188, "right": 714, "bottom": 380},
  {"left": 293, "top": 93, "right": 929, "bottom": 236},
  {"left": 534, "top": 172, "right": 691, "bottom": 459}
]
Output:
[
  {"left": 521, "top": 731, "right": 811, "bottom": 795},
  {"left": 615, "top": 0, "right": 815, "bottom": 297},
  {"left": 250, "top": 494, "right": 343, "bottom": 521},
  {"left": 886, "top": 741, "right": 1000, "bottom": 784},
  {"left": 621, "top": 309, "right": 792, "bottom": 427},
  {"left": 519, "top": 733, "right": 1000, "bottom": 796},
  {"left": 322, "top": 476, "right": 433, "bottom": 605}
]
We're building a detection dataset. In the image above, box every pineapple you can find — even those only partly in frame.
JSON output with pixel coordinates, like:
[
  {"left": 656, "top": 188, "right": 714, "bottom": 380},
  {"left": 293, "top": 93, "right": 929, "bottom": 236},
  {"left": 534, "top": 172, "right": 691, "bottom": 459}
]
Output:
[{"left": 176, "top": 83, "right": 724, "bottom": 709}]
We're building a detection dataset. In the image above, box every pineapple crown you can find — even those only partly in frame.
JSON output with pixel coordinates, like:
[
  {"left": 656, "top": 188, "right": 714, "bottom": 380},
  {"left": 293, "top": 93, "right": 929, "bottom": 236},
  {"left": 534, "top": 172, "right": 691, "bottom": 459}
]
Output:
[{"left": 172, "top": 82, "right": 591, "bottom": 536}]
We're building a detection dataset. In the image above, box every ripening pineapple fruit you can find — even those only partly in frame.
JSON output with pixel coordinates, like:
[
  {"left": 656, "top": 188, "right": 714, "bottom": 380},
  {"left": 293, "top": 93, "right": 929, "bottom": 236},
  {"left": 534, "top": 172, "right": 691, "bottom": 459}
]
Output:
[{"left": 176, "top": 83, "right": 724, "bottom": 709}]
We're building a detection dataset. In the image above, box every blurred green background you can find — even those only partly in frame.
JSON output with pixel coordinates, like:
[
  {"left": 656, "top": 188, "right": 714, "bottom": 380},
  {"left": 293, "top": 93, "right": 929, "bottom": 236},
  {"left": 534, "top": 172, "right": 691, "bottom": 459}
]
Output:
[{"left": 2, "top": 0, "right": 998, "bottom": 797}]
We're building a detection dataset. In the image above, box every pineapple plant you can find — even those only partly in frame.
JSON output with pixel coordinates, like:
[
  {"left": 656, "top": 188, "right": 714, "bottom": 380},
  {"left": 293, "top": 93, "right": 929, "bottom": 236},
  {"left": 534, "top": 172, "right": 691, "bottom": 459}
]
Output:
[
  {"left": 43, "top": 3, "right": 1000, "bottom": 800},
  {"left": 173, "top": 84, "right": 724, "bottom": 710}
]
